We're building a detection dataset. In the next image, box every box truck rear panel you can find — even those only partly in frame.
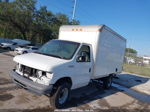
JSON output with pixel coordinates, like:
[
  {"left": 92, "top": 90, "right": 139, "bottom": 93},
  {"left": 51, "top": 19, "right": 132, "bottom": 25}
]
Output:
[{"left": 93, "top": 27, "right": 126, "bottom": 79}]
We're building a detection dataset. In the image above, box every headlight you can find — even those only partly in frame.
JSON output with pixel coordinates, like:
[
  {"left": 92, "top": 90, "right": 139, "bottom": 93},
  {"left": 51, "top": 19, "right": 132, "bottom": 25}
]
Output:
[
  {"left": 36, "top": 70, "right": 53, "bottom": 79},
  {"left": 35, "top": 71, "right": 53, "bottom": 85},
  {"left": 46, "top": 72, "right": 53, "bottom": 79}
]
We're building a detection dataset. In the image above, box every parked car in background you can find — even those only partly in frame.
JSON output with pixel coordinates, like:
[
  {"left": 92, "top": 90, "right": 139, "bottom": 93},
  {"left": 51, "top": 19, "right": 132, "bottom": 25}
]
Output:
[
  {"left": 14, "top": 46, "right": 38, "bottom": 54},
  {"left": 125, "top": 57, "right": 136, "bottom": 64},
  {"left": 0, "top": 39, "right": 31, "bottom": 50},
  {"left": 0, "top": 42, "right": 17, "bottom": 50}
]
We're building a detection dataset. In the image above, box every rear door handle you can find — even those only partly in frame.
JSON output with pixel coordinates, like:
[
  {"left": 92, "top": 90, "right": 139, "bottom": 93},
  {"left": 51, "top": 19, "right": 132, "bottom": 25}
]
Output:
[{"left": 89, "top": 68, "right": 91, "bottom": 72}]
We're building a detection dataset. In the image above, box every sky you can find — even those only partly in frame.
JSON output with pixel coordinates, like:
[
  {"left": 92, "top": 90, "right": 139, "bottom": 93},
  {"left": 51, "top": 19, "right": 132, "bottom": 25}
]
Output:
[{"left": 36, "top": 0, "right": 150, "bottom": 56}]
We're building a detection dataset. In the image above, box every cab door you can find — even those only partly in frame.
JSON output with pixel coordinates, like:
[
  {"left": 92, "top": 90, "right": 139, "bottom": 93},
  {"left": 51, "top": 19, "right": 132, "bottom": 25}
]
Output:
[{"left": 72, "top": 44, "right": 93, "bottom": 88}]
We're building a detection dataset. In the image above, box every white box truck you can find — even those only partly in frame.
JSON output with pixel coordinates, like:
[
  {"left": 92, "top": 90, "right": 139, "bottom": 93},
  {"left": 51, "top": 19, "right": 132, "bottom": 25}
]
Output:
[{"left": 10, "top": 25, "right": 126, "bottom": 108}]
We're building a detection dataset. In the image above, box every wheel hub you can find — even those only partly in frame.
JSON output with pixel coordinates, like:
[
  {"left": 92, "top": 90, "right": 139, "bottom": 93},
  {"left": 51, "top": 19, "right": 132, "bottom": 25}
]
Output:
[{"left": 58, "top": 88, "right": 69, "bottom": 104}]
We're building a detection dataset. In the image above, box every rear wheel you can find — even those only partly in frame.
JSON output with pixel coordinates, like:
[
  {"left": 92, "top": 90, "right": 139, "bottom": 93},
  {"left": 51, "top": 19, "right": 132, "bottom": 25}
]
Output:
[
  {"left": 103, "top": 75, "right": 113, "bottom": 89},
  {"left": 49, "top": 83, "right": 70, "bottom": 109}
]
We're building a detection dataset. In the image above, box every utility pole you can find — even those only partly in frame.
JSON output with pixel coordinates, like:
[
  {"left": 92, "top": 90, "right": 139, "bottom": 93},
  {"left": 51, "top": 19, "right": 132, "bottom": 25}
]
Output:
[{"left": 72, "top": 0, "right": 77, "bottom": 21}]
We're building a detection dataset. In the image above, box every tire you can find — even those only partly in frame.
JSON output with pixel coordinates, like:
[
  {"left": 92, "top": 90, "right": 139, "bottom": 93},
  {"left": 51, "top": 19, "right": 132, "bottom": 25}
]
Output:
[
  {"left": 94, "top": 80, "right": 103, "bottom": 90},
  {"left": 103, "top": 75, "right": 113, "bottom": 89},
  {"left": 7, "top": 47, "right": 11, "bottom": 51},
  {"left": 23, "top": 51, "right": 27, "bottom": 54},
  {"left": 49, "top": 83, "right": 70, "bottom": 109}
]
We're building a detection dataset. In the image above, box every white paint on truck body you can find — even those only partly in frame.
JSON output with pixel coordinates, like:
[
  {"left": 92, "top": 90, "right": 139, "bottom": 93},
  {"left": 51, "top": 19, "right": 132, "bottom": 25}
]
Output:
[{"left": 13, "top": 25, "right": 126, "bottom": 90}]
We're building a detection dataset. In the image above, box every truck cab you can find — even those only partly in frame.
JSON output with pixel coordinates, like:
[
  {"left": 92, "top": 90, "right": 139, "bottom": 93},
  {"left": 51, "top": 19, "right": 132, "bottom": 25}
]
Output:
[
  {"left": 10, "top": 40, "right": 94, "bottom": 108},
  {"left": 11, "top": 40, "right": 93, "bottom": 88}
]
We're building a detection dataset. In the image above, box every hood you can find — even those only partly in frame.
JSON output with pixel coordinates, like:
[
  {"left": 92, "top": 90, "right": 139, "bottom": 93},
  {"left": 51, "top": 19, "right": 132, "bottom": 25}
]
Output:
[{"left": 13, "top": 53, "right": 69, "bottom": 72}]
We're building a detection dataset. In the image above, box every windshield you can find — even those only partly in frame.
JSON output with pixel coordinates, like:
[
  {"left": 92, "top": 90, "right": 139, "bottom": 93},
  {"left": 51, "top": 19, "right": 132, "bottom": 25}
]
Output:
[{"left": 36, "top": 40, "right": 80, "bottom": 59}]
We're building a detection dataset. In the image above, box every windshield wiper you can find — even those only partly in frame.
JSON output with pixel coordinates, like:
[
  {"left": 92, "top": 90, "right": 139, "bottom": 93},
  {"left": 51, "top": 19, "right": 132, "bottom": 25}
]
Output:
[{"left": 48, "top": 54, "right": 62, "bottom": 58}]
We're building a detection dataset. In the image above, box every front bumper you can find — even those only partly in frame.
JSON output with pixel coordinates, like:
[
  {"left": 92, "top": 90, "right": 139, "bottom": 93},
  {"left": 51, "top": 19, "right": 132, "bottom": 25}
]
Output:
[{"left": 9, "top": 70, "right": 53, "bottom": 96}]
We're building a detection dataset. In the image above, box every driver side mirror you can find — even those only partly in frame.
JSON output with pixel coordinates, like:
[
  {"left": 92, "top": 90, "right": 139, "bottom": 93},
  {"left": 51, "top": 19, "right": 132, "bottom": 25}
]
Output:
[{"left": 77, "top": 56, "right": 86, "bottom": 62}]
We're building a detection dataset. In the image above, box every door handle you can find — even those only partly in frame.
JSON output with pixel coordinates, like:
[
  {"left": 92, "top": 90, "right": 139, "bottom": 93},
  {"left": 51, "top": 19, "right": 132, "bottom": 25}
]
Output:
[{"left": 89, "top": 68, "right": 91, "bottom": 72}]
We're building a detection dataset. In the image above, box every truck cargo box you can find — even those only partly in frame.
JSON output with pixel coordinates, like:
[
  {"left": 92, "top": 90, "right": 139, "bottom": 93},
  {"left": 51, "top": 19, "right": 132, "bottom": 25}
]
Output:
[{"left": 59, "top": 25, "right": 126, "bottom": 79}]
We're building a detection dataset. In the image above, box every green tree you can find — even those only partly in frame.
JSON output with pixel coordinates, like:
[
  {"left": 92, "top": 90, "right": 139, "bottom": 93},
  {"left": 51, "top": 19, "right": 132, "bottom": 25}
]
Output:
[
  {"left": 126, "top": 48, "right": 137, "bottom": 57},
  {"left": 0, "top": 0, "right": 79, "bottom": 44},
  {"left": 0, "top": 0, "right": 36, "bottom": 40}
]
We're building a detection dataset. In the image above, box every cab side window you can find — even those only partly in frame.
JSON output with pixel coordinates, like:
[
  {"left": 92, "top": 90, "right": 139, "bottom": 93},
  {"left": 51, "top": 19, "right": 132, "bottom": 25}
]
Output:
[{"left": 77, "top": 45, "right": 90, "bottom": 62}]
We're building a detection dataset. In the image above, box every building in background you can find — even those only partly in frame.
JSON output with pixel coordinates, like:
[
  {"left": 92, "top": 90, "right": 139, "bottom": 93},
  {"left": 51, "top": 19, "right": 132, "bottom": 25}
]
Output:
[{"left": 142, "top": 56, "right": 150, "bottom": 65}]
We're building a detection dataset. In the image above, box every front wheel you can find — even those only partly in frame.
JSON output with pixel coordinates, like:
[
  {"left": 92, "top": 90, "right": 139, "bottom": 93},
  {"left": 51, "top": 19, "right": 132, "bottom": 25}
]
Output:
[{"left": 49, "top": 83, "right": 70, "bottom": 109}]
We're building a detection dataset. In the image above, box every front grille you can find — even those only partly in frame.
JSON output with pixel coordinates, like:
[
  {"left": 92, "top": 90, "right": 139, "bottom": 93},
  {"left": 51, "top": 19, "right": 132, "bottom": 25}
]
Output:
[
  {"left": 23, "top": 66, "right": 32, "bottom": 75},
  {"left": 20, "top": 65, "right": 37, "bottom": 77}
]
